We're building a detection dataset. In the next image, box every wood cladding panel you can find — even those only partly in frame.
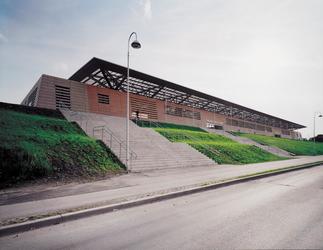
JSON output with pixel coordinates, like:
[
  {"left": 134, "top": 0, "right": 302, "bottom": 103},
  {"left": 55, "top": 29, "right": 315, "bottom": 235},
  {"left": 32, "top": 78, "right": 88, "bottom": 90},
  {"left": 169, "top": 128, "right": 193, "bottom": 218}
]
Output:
[
  {"left": 26, "top": 74, "right": 297, "bottom": 139},
  {"left": 37, "top": 75, "right": 88, "bottom": 112},
  {"left": 130, "top": 97, "right": 158, "bottom": 120},
  {"left": 87, "top": 86, "right": 126, "bottom": 117}
]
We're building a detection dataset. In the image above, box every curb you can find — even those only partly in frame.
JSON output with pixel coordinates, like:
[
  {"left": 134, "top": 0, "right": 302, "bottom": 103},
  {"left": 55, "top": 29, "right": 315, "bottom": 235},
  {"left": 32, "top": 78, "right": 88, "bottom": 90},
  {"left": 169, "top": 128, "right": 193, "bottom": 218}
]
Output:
[{"left": 1, "top": 161, "right": 322, "bottom": 237}]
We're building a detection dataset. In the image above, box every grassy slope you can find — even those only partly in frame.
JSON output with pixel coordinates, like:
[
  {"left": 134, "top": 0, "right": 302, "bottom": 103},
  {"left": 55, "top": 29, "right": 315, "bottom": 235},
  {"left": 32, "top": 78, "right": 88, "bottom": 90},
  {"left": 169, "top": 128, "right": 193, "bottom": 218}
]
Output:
[
  {"left": 236, "top": 133, "right": 323, "bottom": 156},
  {"left": 134, "top": 120, "right": 205, "bottom": 132},
  {"left": 0, "top": 109, "right": 123, "bottom": 185},
  {"left": 135, "top": 121, "right": 284, "bottom": 164}
]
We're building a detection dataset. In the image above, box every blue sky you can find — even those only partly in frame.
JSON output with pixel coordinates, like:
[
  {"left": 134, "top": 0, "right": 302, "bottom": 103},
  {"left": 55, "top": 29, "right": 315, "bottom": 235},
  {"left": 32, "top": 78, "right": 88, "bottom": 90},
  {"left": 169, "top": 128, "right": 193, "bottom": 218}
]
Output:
[{"left": 0, "top": 0, "right": 322, "bottom": 138}]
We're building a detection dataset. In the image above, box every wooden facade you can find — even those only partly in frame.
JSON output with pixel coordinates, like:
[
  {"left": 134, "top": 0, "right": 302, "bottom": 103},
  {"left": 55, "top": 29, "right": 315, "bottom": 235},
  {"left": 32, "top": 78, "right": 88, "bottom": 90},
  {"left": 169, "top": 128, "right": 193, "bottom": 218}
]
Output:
[{"left": 22, "top": 74, "right": 302, "bottom": 139}]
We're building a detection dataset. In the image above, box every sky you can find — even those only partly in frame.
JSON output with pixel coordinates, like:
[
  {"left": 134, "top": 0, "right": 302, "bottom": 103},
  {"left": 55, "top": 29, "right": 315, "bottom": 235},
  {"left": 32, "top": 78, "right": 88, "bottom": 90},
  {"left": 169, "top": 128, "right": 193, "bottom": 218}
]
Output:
[{"left": 0, "top": 0, "right": 322, "bottom": 138}]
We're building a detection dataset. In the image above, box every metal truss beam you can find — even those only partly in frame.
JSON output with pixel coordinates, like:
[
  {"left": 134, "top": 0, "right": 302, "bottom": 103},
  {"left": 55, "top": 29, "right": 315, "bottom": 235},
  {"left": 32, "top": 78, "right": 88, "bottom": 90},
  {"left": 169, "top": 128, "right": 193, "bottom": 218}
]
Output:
[{"left": 69, "top": 58, "right": 305, "bottom": 130}]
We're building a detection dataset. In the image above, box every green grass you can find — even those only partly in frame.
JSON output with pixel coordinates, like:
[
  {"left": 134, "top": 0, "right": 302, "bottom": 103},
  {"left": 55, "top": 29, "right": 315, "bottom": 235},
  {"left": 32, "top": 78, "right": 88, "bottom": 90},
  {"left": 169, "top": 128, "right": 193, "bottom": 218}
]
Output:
[
  {"left": 133, "top": 120, "right": 205, "bottom": 132},
  {"left": 138, "top": 121, "right": 285, "bottom": 164},
  {"left": 0, "top": 109, "right": 123, "bottom": 185},
  {"left": 155, "top": 128, "right": 285, "bottom": 164},
  {"left": 235, "top": 132, "right": 323, "bottom": 156}
]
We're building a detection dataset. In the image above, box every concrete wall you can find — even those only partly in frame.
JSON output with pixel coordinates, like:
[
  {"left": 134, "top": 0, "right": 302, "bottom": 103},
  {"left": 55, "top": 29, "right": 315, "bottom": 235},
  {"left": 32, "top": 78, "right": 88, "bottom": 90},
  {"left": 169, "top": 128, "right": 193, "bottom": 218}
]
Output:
[{"left": 22, "top": 74, "right": 301, "bottom": 139}]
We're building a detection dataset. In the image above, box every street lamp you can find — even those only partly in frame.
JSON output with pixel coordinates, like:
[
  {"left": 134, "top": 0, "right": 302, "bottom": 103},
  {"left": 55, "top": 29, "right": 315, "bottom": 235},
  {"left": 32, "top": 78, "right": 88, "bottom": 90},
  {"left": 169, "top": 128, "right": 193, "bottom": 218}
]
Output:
[
  {"left": 126, "top": 32, "right": 141, "bottom": 171},
  {"left": 313, "top": 112, "right": 323, "bottom": 154}
]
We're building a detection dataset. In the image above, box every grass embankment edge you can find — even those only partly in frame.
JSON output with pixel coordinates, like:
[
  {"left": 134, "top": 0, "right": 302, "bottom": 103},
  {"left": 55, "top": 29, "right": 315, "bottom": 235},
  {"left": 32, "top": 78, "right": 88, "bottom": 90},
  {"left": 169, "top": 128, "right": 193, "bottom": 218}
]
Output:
[{"left": 235, "top": 132, "right": 323, "bottom": 156}]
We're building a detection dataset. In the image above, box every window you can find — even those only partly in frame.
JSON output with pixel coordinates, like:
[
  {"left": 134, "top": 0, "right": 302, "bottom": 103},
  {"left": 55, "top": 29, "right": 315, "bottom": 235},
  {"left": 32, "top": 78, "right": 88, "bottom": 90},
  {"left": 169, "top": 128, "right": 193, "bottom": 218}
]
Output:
[
  {"left": 282, "top": 129, "right": 291, "bottom": 136},
  {"left": 266, "top": 127, "right": 272, "bottom": 132},
  {"left": 256, "top": 125, "right": 265, "bottom": 131},
  {"left": 166, "top": 105, "right": 201, "bottom": 120},
  {"left": 231, "top": 119, "right": 239, "bottom": 126},
  {"left": 97, "top": 93, "right": 110, "bottom": 104},
  {"left": 55, "top": 85, "right": 71, "bottom": 109}
]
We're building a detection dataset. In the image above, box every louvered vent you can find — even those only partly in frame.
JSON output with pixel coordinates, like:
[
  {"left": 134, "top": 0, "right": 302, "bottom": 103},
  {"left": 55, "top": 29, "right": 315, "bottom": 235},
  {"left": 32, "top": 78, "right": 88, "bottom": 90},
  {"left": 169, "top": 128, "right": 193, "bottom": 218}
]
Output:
[
  {"left": 55, "top": 85, "right": 71, "bottom": 109},
  {"left": 166, "top": 105, "right": 201, "bottom": 120},
  {"left": 97, "top": 93, "right": 110, "bottom": 104},
  {"left": 130, "top": 97, "right": 158, "bottom": 120}
]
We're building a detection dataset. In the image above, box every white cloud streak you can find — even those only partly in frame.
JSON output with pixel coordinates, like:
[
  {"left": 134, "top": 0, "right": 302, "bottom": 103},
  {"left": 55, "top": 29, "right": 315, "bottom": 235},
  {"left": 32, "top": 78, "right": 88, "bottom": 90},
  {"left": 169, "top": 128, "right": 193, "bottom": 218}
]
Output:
[
  {"left": 0, "top": 32, "right": 8, "bottom": 43},
  {"left": 53, "top": 62, "right": 69, "bottom": 74},
  {"left": 143, "top": 0, "right": 152, "bottom": 20}
]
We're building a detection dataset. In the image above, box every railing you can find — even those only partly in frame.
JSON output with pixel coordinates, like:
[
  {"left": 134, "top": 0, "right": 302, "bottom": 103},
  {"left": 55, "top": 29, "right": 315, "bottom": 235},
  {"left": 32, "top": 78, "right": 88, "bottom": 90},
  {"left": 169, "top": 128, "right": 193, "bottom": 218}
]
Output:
[
  {"left": 134, "top": 119, "right": 221, "bottom": 156},
  {"left": 93, "top": 125, "right": 137, "bottom": 162},
  {"left": 59, "top": 106, "right": 137, "bottom": 164}
]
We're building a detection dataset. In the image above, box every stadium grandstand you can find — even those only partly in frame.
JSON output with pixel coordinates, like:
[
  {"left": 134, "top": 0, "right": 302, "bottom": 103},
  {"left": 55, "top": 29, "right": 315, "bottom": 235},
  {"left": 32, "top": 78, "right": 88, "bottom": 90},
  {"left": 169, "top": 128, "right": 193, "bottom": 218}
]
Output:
[{"left": 22, "top": 57, "right": 304, "bottom": 139}]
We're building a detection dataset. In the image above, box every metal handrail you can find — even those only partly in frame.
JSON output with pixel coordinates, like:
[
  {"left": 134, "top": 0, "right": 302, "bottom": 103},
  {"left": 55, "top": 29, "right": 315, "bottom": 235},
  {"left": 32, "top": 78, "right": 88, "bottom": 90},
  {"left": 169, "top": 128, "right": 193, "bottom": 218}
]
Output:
[
  {"left": 138, "top": 119, "right": 221, "bottom": 156},
  {"left": 61, "top": 108, "right": 137, "bottom": 162},
  {"left": 93, "top": 125, "right": 137, "bottom": 161}
]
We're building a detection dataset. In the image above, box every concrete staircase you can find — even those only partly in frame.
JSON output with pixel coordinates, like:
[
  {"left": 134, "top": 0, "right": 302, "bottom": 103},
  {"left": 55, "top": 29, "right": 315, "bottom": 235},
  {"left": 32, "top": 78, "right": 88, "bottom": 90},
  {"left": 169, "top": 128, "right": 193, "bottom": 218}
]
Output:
[
  {"left": 61, "top": 110, "right": 216, "bottom": 171},
  {"left": 204, "top": 128, "right": 292, "bottom": 158}
]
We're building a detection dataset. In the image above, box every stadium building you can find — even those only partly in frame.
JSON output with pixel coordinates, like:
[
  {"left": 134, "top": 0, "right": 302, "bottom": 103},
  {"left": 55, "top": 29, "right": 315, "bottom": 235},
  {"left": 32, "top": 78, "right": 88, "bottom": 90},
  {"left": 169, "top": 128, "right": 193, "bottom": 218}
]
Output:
[{"left": 22, "top": 57, "right": 304, "bottom": 139}]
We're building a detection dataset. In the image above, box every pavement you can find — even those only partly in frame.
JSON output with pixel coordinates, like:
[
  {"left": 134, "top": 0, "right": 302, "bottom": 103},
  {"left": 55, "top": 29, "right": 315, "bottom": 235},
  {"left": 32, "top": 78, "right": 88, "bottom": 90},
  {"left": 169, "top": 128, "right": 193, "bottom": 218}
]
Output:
[
  {"left": 0, "top": 156, "right": 323, "bottom": 232},
  {"left": 1, "top": 167, "right": 323, "bottom": 249}
]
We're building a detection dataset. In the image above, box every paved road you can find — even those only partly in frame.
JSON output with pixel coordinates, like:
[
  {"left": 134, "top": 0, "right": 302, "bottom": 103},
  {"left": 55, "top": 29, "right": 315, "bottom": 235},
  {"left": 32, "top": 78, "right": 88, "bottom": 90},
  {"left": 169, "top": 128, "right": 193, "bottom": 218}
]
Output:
[
  {"left": 1, "top": 166, "right": 323, "bottom": 249},
  {"left": 3, "top": 156, "right": 323, "bottom": 224}
]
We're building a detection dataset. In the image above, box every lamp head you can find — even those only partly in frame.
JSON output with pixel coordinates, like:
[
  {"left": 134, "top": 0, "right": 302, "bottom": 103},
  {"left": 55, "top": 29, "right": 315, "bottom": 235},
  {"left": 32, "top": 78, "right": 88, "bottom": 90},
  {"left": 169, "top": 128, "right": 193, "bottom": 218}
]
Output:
[
  {"left": 131, "top": 40, "right": 141, "bottom": 49},
  {"left": 319, "top": 114, "right": 323, "bottom": 118}
]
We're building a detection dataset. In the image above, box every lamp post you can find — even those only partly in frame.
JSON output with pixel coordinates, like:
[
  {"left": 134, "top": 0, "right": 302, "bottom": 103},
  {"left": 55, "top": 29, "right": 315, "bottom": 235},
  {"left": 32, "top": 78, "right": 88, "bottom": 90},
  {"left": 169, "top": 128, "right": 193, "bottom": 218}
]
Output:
[
  {"left": 313, "top": 112, "right": 323, "bottom": 154},
  {"left": 126, "top": 32, "right": 141, "bottom": 171}
]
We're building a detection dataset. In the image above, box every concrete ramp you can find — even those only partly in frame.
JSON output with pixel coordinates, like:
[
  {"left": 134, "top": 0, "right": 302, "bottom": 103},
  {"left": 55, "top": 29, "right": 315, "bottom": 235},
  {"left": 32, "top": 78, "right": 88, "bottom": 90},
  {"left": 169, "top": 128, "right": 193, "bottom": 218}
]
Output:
[
  {"left": 204, "top": 128, "right": 292, "bottom": 158},
  {"left": 61, "top": 110, "right": 216, "bottom": 171}
]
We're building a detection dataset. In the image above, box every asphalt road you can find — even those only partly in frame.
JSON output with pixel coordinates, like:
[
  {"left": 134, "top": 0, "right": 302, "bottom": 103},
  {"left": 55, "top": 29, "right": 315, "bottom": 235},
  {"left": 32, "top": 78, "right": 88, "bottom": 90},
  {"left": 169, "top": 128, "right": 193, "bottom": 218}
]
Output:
[{"left": 1, "top": 166, "right": 323, "bottom": 250}]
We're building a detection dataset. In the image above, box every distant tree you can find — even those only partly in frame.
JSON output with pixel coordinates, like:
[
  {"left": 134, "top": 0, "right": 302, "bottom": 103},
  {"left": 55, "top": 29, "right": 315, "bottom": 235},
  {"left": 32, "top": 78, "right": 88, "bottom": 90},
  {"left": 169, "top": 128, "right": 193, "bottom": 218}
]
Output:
[{"left": 309, "top": 134, "right": 323, "bottom": 142}]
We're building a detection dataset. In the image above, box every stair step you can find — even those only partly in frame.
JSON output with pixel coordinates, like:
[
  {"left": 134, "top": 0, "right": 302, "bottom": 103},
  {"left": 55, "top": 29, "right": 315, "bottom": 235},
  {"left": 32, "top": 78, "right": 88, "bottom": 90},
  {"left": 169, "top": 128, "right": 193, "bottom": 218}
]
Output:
[{"left": 62, "top": 110, "right": 217, "bottom": 171}]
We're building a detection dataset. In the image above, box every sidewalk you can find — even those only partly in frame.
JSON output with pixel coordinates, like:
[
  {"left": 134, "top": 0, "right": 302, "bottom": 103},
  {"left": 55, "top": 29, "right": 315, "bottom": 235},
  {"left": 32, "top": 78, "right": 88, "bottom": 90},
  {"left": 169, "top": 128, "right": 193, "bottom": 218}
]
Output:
[{"left": 1, "top": 156, "right": 323, "bottom": 227}]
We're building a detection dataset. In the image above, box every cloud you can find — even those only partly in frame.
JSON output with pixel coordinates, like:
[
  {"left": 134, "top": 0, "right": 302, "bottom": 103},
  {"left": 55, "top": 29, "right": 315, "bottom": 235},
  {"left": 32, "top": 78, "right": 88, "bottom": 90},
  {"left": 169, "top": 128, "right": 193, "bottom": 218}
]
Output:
[
  {"left": 53, "top": 62, "right": 69, "bottom": 74},
  {"left": 142, "top": 0, "right": 152, "bottom": 20},
  {"left": 0, "top": 33, "right": 8, "bottom": 43}
]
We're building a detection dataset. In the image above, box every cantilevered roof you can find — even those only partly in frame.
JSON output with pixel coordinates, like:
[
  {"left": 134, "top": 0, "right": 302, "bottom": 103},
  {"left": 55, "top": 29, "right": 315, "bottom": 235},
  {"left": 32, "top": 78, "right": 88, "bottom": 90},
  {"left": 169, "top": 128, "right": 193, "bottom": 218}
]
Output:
[{"left": 69, "top": 57, "right": 305, "bottom": 130}]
